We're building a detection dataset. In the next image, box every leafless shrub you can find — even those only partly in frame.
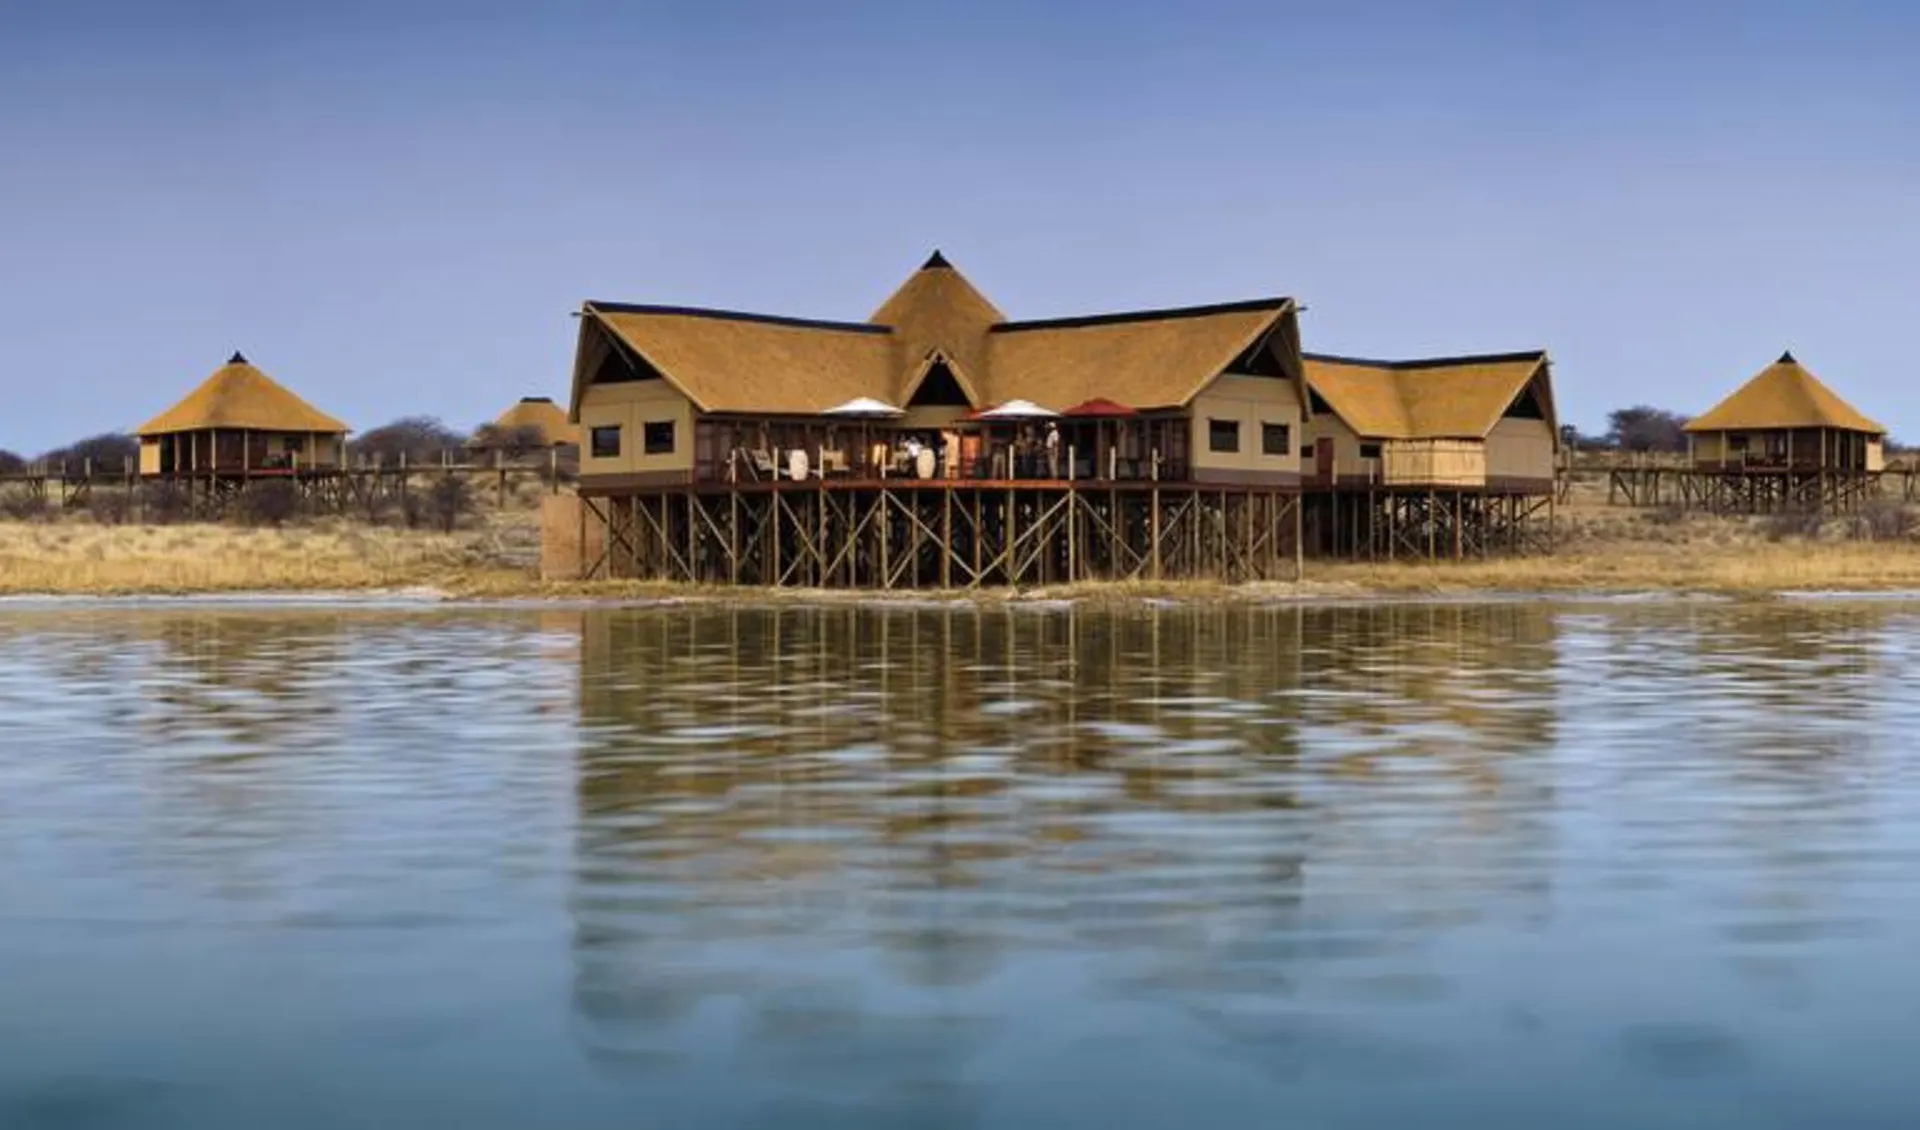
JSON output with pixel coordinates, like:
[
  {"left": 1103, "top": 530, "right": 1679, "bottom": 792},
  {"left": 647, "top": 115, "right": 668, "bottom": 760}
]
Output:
[
  {"left": 1848, "top": 498, "right": 1918, "bottom": 541},
  {"left": 88, "top": 489, "right": 133, "bottom": 525},
  {"left": 141, "top": 481, "right": 193, "bottom": 524},
  {"left": 1760, "top": 511, "right": 1824, "bottom": 542},
  {"left": 237, "top": 481, "right": 301, "bottom": 527},
  {"left": 0, "top": 491, "right": 49, "bottom": 521}
]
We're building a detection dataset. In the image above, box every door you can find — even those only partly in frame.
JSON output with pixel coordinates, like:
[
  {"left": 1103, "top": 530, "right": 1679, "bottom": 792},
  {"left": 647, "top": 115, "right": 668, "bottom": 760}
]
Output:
[{"left": 1315, "top": 437, "right": 1335, "bottom": 483}]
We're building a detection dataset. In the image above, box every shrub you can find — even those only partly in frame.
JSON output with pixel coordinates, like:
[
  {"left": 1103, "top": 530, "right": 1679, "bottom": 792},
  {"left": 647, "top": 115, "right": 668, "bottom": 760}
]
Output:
[
  {"left": 88, "top": 488, "right": 133, "bottom": 525},
  {"left": 1849, "top": 498, "right": 1917, "bottom": 541},
  {"left": 0, "top": 450, "right": 25, "bottom": 475},
  {"left": 421, "top": 475, "right": 475, "bottom": 533},
  {"left": 0, "top": 491, "right": 49, "bottom": 521},
  {"left": 237, "top": 481, "right": 300, "bottom": 527},
  {"left": 142, "top": 481, "right": 193, "bottom": 524}
]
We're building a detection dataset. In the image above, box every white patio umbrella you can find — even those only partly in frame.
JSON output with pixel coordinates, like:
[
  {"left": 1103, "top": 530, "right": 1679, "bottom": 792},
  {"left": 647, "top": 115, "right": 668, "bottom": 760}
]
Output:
[
  {"left": 977, "top": 398, "right": 1058, "bottom": 419},
  {"left": 821, "top": 396, "right": 905, "bottom": 417}
]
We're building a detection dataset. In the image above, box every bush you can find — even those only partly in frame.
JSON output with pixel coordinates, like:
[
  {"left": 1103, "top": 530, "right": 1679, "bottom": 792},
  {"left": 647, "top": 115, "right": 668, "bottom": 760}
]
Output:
[
  {"left": 141, "top": 481, "right": 193, "bottom": 524},
  {"left": 0, "top": 450, "right": 25, "bottom": 475},
  {"left": 88, "top": 488, "right": 133, "bottom": 525},
  {"left": 237, "top": 481, "right": 300, "bottom": 527},
  {"left": 1849, "top": 498, "right": 1917, "bottom": 541},
  {"left": 1760, "top": 511, "right": 1824, "bottom": 542},
  {"left": 410, "top": 474, "right": 475, "bottom": 533},
  {"left": 0, "top": 491, "right": 49, "bottom": 521}
]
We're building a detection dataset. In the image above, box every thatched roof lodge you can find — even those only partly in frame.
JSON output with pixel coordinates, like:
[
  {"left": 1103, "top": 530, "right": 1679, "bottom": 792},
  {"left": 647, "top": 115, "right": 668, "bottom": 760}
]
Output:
[
  {"left": 1301, "top": 352, "right": 1557, "bottom": 491},
  {"left": 477, "top": 396, "right": 580, "bottom": 449},
  {"left": 135, "top": 352, "right": 348, "bottom": 477},
  {"left": 567, "top": 252, "right": 1556, "bottom": 494},
  {"left": 1683, "top": 352, "right": 1886, "bottom": 473}
]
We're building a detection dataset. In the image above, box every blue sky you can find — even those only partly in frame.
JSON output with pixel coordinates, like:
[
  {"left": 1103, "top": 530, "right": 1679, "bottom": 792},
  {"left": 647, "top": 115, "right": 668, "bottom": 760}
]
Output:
[{"left": 2, "top": 0, "right": 1916, "bottom": 451}]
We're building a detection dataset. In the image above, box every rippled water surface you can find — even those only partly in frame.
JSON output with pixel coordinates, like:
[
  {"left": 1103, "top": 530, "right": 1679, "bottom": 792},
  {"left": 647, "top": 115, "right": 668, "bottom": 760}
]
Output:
[{"left": 2, "top": 600, "right": 1919, "bottom": 1128}]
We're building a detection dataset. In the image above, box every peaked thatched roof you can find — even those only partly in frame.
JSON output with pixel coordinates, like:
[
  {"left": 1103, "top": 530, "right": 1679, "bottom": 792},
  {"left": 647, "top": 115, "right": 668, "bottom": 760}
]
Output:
[
  {"left": 489, "top": 397, "right": 579, "bottom": 446},
  {"left": 988, "top": 300, "right": 1299, "bottom": 412},
  {"left": 137, "top": 352, "right": 348, "bottom": 437},
  {"left": 570, "top": 260, "right": 1301, "bottom": 419},
  {"left": 870, "top": 251, "right": 1003, "bottom": 405},
  {"left": 582, "top": 304, "right": 898, "bottom": 415},
  {"left": 1683, "top": 352, "right": 1884, "bottom": 435},
  {"left": 1304, "top": 351, "right": 1552, "bottom": 440}
]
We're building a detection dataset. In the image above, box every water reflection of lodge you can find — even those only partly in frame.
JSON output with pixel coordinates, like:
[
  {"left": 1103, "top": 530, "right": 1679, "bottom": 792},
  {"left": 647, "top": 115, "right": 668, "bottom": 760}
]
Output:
[
  {"left": 565, "top": 604, "right": 1565, "bottom": 1073},
  {"left": 556, "top": 252, "right": 1560, "bottom": 587}
]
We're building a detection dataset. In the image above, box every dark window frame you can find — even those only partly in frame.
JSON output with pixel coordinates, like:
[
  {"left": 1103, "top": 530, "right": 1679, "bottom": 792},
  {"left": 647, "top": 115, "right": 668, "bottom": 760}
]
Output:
[
  {"left": 1261, "top": 422, "right": 1291, "bottom": 457},
  {"left": 1207, "top": 418, "right": 1240, "bottom": 454},
  {"left": 1359, "top": 442, "right": 1383, "bottom": 459},
  {"left": 589, "top": 424, "right": 622, "bottom": 459},
  {"left": 643, "top": 420, "right": 676, "bottom": 456}
]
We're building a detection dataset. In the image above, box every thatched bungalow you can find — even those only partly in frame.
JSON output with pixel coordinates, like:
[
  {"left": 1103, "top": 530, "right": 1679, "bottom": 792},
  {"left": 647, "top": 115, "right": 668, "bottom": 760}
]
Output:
[
  {"left": 136, "top": 352, "right": 348, "bottom": 477},
  {"left": 477, "top": 396, "right": 580, "bottom": 450},
  {"left": 1300, "top": 352, "right": 1558, "bottom": 492},
  {"left": 568, "top": 251, "right": 1307, "bottom": 490},
  {"left": 1683, "top": 352, "right": 1885, "bottom": 474}
]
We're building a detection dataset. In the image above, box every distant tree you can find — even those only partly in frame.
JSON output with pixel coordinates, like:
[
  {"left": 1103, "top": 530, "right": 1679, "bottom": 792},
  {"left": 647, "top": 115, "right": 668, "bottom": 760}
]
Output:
[
  {"left": 406, "top": 474, "right": 475, "bottom": 533},
  {"left": 1559, "top": 424, "right": 1608, "bottom": 452},
  {"left": 469, "top": 422, "right": 549, "bottom": 462},
  {"left": 1606, "top": 406, "right": 1690, "bottom": 454},
  {"left": 0, "top": 450, "right": 24, "bottom": 475},
  {"left": 349, "top": 416, "right": 468, "bottom": 465},
  {"left": 40, "top": 432, "right": 139, "bottom": 472}
]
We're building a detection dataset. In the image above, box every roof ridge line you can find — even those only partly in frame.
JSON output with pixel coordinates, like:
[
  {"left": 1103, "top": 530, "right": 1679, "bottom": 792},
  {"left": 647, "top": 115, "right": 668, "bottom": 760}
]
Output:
[
  {"left": 587, "top": 301, "right": 892, "bottom": 335},
  {"left": 991, "top": 297, "right": 1293, "bottom": 333},
  {"left": 1304, "top": 349, "right": 1547, "bottom": 370}
]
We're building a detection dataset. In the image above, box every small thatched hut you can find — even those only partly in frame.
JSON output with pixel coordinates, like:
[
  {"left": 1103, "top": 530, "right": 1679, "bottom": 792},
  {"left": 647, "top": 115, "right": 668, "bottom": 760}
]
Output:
[
  {"left": 478, "top": 396, "right": 580, "bottom": 450},
  {"left": 1683, "top": 352, "right": 1885, "bottom": 473},
  {"left": 135, "top": 352, "right": 348, "bottom": 476}
]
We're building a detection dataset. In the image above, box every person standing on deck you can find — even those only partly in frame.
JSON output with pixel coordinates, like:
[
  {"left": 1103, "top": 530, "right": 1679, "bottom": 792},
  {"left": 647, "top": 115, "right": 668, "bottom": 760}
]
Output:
[{"left": 1045, "top": 423, "right": 1061, "bottom": 479}]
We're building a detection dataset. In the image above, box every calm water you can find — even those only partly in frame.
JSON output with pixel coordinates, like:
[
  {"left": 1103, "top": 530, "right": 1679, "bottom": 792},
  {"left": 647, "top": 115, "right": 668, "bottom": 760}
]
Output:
[{"left": 1, "top": 599, "right": 1918, "bottom": 1128}]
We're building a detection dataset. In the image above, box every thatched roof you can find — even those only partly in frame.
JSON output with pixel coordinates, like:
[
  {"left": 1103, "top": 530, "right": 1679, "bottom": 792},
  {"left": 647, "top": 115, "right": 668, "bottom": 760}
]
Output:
[
  {"left": 987, "top": 299, "right": 1299, "bottom": 412},
  {"left": 871, "top": 251, "right": 1002, "bottom": 405},
  {"left": 137, "top": 352, "right": 348, "bottom": 437},
  {"left": 571, "top": 257, "right": 1300, "bottom": 418},
  {"left": 582, "top": 304, "right": 898, "bottom": 415},
  {"left": 1683, "top": 352, "right": 1884, "bottom": 436},
  {"left": 1304, "top": 352, "right": 1552, "bottom": 440},
  {"left": 490, "top": 397, "right": 579, "bottom": 446}
]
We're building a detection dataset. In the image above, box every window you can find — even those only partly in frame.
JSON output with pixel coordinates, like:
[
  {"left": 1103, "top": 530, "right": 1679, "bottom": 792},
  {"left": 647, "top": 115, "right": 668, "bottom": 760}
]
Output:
[
  {"left": 1261, "top": 423, "right": 1291, "bottom": 457},
  {"left": 1300, "top": 444, "right": 1314, "bottom": 458},
  {"left": 1208, "top": 419, "right": 1240, "bottom": 454},
  {"left": 589, "top": 425, "right": 621, "bottom": 459},
  {"left": 1729, "top": 435, "right": 1749, "bottom": 453},
  {"left": 644, "top": 420, "right": 676, "bottom": 455},
  {"left": 1359, "top": 442, "right": 1383, "bottom": 459}
]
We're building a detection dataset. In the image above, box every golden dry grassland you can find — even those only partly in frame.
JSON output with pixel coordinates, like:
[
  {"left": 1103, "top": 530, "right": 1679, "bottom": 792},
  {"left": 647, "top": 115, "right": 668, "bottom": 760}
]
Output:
[{"left": 5, "top": 477, "right": 1920, "bottom": 600}]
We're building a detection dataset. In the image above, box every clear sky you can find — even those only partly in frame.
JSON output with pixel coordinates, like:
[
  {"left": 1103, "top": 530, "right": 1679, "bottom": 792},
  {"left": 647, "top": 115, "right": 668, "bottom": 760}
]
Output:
[{"left": 2, "top": 0, "right": 1916, "bottom": 452}]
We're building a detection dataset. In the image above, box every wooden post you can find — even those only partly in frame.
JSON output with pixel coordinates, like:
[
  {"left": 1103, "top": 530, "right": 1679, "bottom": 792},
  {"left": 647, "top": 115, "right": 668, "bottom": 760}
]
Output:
[
  {"left": 1067, "top": 445, "right": 1077, "bottom": 584},
  {"left": 879, "top": 489, "right": 891, "bottom": 589},
  {"left": 729, "top": 489, "right": 740, "bottom": 585},
  {"left": 1294, "top": 493, "right": 1303, "bottom": 580},
  {"left": 942, "top": 488, "right": 952, "bottom": 589},
  {"left": 1150, "top": 449, "right": 1162, "bottom": 581}
]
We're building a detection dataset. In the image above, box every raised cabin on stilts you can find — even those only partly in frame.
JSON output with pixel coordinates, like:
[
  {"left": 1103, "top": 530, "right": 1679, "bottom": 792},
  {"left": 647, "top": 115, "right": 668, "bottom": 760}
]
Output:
[
  {"left": 134, "top": 352, "right": 351, "bottom": 513},
  {"left": 556, "top": 252, "right": 1557, "bottom": 587},
  {"left": 1677, "top": 352, "right": 1886, "bottom": 514}
]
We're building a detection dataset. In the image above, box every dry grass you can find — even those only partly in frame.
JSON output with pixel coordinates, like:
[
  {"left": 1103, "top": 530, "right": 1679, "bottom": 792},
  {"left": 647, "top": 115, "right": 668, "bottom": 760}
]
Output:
[
  {"left": 0, "top": 520, "right": 530, "bottom": 596},
  {"left": 9, "top": 480, "right": 1920, "bottom": 601}
]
